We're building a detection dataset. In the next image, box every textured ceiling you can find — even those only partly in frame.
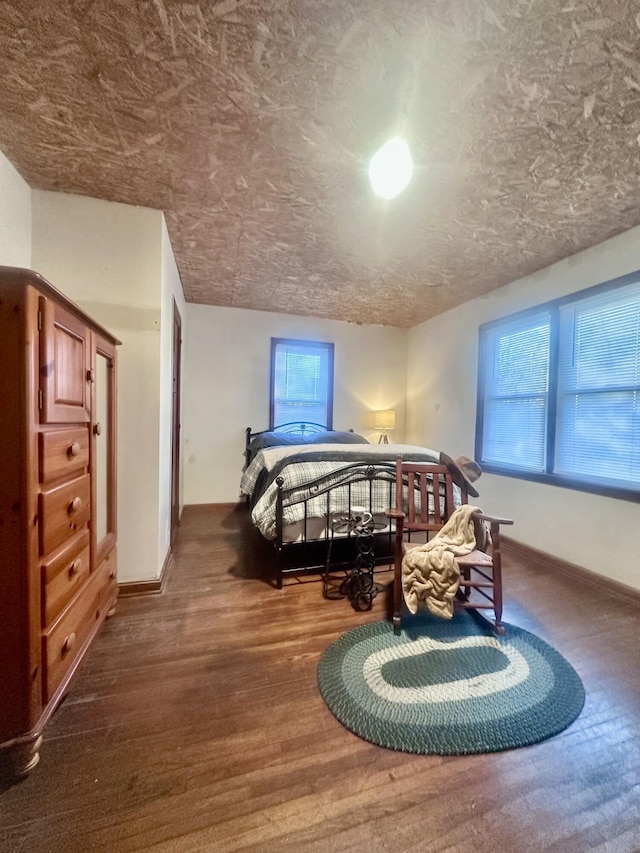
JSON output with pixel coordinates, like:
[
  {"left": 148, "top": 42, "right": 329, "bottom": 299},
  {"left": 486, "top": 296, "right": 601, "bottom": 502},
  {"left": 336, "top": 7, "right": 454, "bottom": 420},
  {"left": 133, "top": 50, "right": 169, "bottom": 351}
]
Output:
[{"left": 1, "top": 0, "right": 640, "bottom": 327}]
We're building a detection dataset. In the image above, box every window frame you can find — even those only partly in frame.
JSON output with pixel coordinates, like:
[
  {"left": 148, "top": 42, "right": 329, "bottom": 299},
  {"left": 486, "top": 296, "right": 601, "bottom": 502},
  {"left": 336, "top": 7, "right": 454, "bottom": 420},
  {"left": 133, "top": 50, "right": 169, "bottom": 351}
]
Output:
[
  {"left": 269, "top": 337, "right": 335, "bottom": 431},
  {"left": 475, "top": 268, "right": 640, "bottom": 503}
]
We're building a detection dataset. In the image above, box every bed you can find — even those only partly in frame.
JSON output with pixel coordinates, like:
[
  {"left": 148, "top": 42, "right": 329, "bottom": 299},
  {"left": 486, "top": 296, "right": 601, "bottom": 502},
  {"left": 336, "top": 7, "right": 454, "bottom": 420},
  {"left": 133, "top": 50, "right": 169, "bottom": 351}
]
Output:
[{"left": 240, "top": 423, "right": 441, "bottom": 588}]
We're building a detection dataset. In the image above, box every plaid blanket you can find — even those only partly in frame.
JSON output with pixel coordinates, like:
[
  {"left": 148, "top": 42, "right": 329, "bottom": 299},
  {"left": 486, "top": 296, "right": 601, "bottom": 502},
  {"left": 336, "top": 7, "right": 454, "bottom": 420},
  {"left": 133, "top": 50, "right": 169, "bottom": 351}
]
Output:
[{"left": 241, "top": 444, "right": 441, "bottom": 540}]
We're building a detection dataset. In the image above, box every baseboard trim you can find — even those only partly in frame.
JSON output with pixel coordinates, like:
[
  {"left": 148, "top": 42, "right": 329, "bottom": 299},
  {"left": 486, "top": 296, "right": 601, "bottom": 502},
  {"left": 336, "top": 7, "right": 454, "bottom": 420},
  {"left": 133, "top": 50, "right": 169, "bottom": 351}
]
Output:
[
  {"left": 118, "top": 550, "right": 173, "bottom": 598},
  {"left": 503, "top": 536, "right": 640, "bottom": 607},
  {"left": 183, "top": 501, "right": 247, "bottom": 512}
]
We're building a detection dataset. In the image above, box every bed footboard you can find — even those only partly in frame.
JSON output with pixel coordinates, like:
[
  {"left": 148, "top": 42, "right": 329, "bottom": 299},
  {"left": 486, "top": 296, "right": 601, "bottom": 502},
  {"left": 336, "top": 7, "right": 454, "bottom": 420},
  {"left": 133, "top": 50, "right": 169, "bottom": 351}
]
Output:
[{"left": 271, "top": 463, "right": 397, "bottom": 589}]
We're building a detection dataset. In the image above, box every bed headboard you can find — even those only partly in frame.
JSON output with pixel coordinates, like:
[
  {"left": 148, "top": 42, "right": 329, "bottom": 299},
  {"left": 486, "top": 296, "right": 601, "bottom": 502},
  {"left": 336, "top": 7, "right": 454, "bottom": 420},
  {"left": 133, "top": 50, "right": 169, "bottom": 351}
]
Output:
[
  {"left": 268, "top": 421, "right": 327, "bottom": 436},
  {"left": 246, "top": 422, "right": 325, "bottom": 447},
  {"left": 244, "top": 423, "right": 354, "bottom": 467}
]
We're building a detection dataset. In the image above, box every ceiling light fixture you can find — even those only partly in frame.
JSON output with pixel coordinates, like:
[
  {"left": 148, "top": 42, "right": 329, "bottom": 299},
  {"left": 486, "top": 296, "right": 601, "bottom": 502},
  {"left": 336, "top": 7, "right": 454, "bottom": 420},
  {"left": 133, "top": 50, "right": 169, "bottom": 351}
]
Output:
[{"left": 368, "top": 138, "right": 413, "bottom": 199}]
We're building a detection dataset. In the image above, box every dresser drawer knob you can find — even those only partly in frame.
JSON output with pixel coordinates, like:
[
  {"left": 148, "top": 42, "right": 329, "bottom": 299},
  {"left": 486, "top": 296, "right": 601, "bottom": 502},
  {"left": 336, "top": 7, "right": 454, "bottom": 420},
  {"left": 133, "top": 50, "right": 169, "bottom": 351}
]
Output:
[
  {"left": 68, "top": 559, "right": 81, "bottom": 579},
  {"left": 68, "top": 497, "right": 82, "bottom": 514},
  {"left": 68, "top": 441, "right": 81, "bottom": 458},
  {"left": 62, "top": 632, "right": 76, "bottom": 655}
]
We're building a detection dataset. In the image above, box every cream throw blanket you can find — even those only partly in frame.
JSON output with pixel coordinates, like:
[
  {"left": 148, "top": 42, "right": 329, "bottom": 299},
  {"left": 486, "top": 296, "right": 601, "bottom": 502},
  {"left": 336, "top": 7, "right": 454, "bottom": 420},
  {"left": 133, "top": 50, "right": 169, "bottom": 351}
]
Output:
[{"left": 402, "top": 504, "right": 483, "bottom": 620}]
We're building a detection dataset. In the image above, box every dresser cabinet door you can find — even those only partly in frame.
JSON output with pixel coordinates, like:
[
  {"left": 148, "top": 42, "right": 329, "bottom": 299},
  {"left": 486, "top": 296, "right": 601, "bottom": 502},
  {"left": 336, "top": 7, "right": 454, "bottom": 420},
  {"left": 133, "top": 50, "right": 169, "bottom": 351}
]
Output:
[
  {"left": 93, "top": 335, "right": 117, "bottom": 564},
  {"left": 40, "top": 297, "right": 91, "bottom": 424}
]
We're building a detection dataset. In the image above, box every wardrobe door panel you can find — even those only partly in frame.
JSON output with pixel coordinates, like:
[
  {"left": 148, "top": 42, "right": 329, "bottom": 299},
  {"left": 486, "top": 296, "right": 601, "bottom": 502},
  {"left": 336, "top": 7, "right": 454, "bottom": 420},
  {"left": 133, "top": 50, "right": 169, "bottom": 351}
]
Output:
[
  {"left": 40, "top": 298, "right": 91, "bottom": 424},
  {"left": 92, "top": 336, "right": 117, "bottom": 565}
]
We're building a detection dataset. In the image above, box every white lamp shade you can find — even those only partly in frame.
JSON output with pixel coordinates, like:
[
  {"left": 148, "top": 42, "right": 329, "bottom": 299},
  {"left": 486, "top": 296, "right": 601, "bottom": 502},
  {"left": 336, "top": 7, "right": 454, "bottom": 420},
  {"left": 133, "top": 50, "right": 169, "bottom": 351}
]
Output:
[{"left": 371, "top": 409, "right": 396, "bottom": 431}]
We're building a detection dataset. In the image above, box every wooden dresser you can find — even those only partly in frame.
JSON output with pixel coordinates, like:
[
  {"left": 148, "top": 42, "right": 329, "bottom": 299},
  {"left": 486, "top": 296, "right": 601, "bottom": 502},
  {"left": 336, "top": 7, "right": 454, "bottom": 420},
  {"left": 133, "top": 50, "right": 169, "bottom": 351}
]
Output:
[{"left": 0, "top": 267, "right": 119, "bottom": 779}]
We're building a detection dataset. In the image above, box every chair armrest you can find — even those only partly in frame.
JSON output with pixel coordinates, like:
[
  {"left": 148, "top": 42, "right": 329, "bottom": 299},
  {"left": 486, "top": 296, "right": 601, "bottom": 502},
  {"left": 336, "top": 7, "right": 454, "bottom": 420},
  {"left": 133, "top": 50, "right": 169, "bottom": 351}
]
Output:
[
  {"left": 476, "top": 513, "right": 513, "bottom": 526},
  {"left": 385, "top": 507, "right": 405, "bottom": 520}
]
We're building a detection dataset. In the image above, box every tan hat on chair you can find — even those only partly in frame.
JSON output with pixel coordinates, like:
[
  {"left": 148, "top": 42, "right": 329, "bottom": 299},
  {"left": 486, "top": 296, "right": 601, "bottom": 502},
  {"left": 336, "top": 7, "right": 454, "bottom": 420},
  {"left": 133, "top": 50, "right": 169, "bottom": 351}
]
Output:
[
  {"left": 455, "top": 455, "right": 482, "bottom": 482},
  {"left": 439, "top": 452, "right": 482, "bottom": 498}
]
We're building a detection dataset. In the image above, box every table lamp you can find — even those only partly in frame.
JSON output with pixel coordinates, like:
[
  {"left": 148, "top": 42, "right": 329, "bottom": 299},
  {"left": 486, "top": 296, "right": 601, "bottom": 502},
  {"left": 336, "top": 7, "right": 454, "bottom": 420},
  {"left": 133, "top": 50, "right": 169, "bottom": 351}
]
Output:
[{"left": 372, "top": 409, "right": 396, "bottom": 444}]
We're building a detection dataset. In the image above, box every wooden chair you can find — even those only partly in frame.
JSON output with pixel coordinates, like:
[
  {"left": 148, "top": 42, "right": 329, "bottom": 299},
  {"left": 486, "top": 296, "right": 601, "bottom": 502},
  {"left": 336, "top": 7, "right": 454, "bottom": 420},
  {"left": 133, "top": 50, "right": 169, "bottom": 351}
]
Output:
[{"left": 386, "top": 458, "right": 513, "bottom": 635}]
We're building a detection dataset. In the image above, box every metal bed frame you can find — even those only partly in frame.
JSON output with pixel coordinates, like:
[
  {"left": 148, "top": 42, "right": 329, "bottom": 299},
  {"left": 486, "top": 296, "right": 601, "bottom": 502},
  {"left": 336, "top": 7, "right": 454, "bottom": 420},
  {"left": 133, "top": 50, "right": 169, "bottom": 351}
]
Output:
[{"left": 244, "top": 425, "right": 397, "bottom": 589}]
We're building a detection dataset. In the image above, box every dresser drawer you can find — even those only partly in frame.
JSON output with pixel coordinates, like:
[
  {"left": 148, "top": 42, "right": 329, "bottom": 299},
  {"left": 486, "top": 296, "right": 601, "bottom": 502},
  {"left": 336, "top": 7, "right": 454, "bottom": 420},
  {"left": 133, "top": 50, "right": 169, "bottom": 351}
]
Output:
[
  {"left": 97, "top": 548, "right": 118, "bottom": 587},
  {"left": 39, "top": 474, "right": 90, "bottom": 556},
  {"left": 41, "top": 530, "right": 91, "bottom": 627},
  {"left": 39, "top": 427, "right": 89, "bottom": 484},
  {"left": 43, "top": 554, "right": 117, "bottom": 703}
]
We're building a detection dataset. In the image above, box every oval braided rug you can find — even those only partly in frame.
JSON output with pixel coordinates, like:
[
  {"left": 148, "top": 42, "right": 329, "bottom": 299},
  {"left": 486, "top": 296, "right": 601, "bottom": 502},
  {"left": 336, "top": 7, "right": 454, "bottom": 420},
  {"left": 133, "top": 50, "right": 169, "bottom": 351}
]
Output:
[{"left": 318, "top": 612, "right": 585, "bottom": 754}]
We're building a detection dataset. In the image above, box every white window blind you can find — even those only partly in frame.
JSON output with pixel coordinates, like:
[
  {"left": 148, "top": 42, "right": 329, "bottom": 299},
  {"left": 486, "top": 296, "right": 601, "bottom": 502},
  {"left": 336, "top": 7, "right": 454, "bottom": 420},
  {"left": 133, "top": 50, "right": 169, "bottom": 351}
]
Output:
[
  {"left": 271, "top": 339, "right": 333, "bottom": 428},
  {"left": 555, "top": 281, "right": 640, "bottom": 486},
  {"left": 478, "top": 273, "right": 640, "bottom": 497},
  {"left": 481, "top": 312, "right": 550, "bottom": 471}
]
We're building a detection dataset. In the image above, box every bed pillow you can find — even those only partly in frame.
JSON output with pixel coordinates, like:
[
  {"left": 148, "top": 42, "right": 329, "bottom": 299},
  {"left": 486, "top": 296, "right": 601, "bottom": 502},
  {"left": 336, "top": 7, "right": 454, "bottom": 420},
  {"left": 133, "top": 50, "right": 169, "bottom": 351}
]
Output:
[
  {"left": 247, "top": 430, "right": 314, "bottom": 464},
  {"left": 311, "top": 430, "right": 369, "bottom": 445}
]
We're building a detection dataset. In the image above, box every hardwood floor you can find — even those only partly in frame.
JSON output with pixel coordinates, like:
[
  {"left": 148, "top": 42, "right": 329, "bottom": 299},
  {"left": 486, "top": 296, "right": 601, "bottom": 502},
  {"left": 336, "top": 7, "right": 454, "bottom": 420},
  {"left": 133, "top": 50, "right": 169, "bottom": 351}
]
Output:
[{"left": 1, "top": 503, "right": 640, "bottom": 852}]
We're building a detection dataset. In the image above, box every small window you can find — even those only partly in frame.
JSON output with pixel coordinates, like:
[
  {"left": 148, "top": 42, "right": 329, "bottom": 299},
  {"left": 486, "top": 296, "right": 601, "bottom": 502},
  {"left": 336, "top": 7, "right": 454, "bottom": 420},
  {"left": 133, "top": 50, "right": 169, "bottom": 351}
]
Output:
[
  {"left": 476, "top": 272, "right": 640, "bottom": 500},
  {"left": 270, "top": 338, "right": 334, "bottom": 429}
]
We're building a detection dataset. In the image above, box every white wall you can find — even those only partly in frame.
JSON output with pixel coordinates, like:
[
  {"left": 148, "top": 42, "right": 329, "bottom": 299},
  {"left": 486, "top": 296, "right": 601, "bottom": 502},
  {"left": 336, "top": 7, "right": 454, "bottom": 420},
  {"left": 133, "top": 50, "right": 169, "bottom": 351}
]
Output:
[
  {"left": 408, "top": 226, "right": 640, "bottom": 590},
  {"left": 31, "top": 190, "right": 170, "bottom": 583},
  {"left": 183, "top": 304, "right": 408, "bottom": 503},
  {"left": 0, "top": 150, "right": 31, "bottom": 267}
]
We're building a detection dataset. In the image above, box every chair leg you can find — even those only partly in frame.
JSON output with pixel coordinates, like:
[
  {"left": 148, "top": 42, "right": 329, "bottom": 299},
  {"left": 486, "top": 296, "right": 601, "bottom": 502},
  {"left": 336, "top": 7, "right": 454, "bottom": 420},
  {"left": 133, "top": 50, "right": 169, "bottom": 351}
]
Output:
[
  {"left": 393, "top": 551, "right": 403, "bottom": 635},
  {"left": 492, "top": 560, "right": 504, "bottom": 635},
  {"left": 490, "top": 523, "right": 505, "bottom": 635}
]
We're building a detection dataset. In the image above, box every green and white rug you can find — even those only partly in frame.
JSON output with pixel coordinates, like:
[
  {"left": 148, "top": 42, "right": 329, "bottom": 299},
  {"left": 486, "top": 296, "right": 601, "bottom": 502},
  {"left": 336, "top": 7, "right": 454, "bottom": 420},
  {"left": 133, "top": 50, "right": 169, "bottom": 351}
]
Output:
[{"left": 318, "top": 612, "right": 585, "bottom": 754}]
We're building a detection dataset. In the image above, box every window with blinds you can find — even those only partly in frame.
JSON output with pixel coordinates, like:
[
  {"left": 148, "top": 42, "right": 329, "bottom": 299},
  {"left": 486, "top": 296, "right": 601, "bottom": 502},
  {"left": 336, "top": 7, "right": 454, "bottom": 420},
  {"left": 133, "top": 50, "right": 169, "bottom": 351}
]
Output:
[
  {"left": 270, "top": 338, "right": 334, "bottom": 429},
  {"left": 476, "top": 273, "right": 640, "bottom": 499},
  {"left": 480, "top": 312, "right": 551, "bottom": 472}
]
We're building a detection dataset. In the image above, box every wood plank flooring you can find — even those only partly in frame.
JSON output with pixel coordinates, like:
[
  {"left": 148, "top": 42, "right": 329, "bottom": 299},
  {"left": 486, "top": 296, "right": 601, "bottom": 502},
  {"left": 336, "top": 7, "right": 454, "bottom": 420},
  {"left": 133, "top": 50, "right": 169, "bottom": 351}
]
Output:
[{"left": 1, "top": 503, "right": 640, "bottom": 852}]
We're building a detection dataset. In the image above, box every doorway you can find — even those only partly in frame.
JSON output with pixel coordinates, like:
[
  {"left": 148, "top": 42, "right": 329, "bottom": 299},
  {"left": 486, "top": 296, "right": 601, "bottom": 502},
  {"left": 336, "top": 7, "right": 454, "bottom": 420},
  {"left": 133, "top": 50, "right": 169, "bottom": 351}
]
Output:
[{"left": 170, "top": 299, "right": 182, "bottom": 549}]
